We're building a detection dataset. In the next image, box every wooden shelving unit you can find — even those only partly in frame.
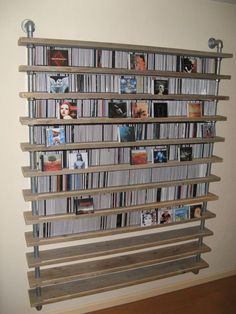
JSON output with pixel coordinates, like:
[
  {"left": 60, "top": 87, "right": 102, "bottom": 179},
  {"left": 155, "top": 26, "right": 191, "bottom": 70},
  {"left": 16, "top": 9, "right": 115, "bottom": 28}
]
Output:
[{"left": 19, "top": 21, "right": 232, "bottom": 310}]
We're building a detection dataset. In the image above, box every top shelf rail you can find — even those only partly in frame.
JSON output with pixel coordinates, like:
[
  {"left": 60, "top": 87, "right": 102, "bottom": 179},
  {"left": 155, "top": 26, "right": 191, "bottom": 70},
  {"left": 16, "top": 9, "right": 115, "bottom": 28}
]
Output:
[{"left": 18, "top": 37, "right": 233, "bottom": 59}]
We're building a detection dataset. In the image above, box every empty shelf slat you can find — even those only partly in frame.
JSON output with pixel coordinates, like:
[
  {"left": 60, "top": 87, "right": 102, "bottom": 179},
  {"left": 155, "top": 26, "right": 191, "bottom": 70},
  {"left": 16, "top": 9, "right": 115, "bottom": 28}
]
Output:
[
  {"left": 28, "top": 242, "right": 210, "bottom": 288},
  {"left": 28, "top": 256, "right": 209, "bottom": 307},
  {"left": 26, "top": 226, "right": 213, "bottom": 267}
]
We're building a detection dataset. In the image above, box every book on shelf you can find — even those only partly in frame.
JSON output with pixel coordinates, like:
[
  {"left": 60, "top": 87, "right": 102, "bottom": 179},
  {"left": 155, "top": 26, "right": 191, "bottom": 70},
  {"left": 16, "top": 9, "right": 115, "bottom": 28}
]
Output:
[
  {"left": 46, "top": 127, "right": 65, "bottom": 147},
  {"left": 47, "top": 74, "right": 69, "bottom": 93},
  {"left": 37, "top": 153, "right": 62, "bottom": 171},
  {"left": 128, "top": 53, "right": 146, "bottom": 70},
  {"left": 96, "top": 49, "right": 102, "bottom": 68},
  {"left": 153, "top": 79, "right": 168, "bottom": 95},
  {"left": 36, "top": 153, "right": 44, "bottom": 171},
  {"left": 174, "top": 206, "right": 189, "bottom": 222},
  {"left": 60, "top": 101, "right": 77, "bottom": 119},
  {"left": 141, "top": 209, "right": 158, "bottom": 227},
  {"left": 120, "top": 77, "right": 137, "bottom": 94},
  {"left": 117, "top": 125, "right": 136, "bottom": 142},
  {"left": 202, "top": 122, "right": 215, "bottom": 138},
  {"left": 153, "top": 102, "right": 168, "bottom": 117},
  {"left": 158, "top": 208, "right": 173, "bottom": 224},
  {"left": 77, "top": 74, "right": 84, "bottom": 92},
  {"left": 131, "top": 101, "right": 149, "bottom": 118},
  {"left": 68, "top": 152, "right": 88, "bottom": 169},
  {"left": 48, "top": 49, "right": 69, "bottom": 66},
  {"left": 152, "top": 146, "right": 168, "bottom": 163},
  {"left": 108, "top": 101, "right": 127, "bottom": 118},
  {"left": 190, "top": 204, "right": 202, "bottom": 218},
  {"left": 116, "top": 214, "right": 123, "bottom": 228},
  {"left": 74, "top": 197, "right": 94, "bottom": 215},
  {"left": 188, "top": 102, "right": 202, "bottom": 118},
  {"left": 178, "top": 146, "right": 192, "bottom": 161},
  {"left": 130, "top": 149, "right": 148, "bottom": 165}
]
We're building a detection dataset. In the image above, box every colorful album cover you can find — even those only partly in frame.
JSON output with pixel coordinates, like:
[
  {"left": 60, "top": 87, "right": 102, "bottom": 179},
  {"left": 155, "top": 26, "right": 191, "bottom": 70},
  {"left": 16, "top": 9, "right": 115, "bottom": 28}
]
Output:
[
  {"left": 179, "top": 146, "right": 192, "bottom": 161},
  {"left": 188, "top": 102, "right": 202, "bottom": 118},
  {"left": 132, "top": 102, "right": 149, "bottom": 118},
  {"left": 129, "top": 53, "right": 146, "bottom": 70},
  {"left": 59, "top": 101, "right": 77, "bottom": 119},
  {"left": 202, "top": 122, "right": 215, "bottom": 138},
  {"left": 108, "top": 102, "right": 127, "bottom": 118},
  {"left": 190, "top": 204, "right": 202, "bottom": 219},
  {"left": 174, "top": 206, "right": 189, "bottom": 222},
  {"left": 36, "top": 152, "right": 62, "bottom": 171},
  {"left": 141, "top": 209, "right": 158, "bottom": 227},
  {"left": 153, "top": 79, "right": 168, "bottom": 95},
  {"left": 48, "top": 74, "right": 69, "bottom": 93},
  {"left": 46, "top": 127, "right": 65, "bottom": 147},
  {"left": 153, "top": 146, "right": 168, "bottom": 163},
  {"left": 158, "top": 208, "right": 173, "bottom": 224},
  {"left": 48, "top": 49, "right": 69, "bottom": 66},
  {"left": 182, "top": 56, "right": 197, "bottom": 73},
  {"left": 68, "top": 152, "right": 88, "bottom": 169},
  {"left": 74, "top": 197, "right": 94, "bottom": 215},
  {"left": 120, "top": 77, "right": 137, "bottom": 94},
  {"left": 130, "top": 149, "right": 148, "bottom": 165},
  {"left": 118, "top": 125, "right": 136, "bottom": 142}
]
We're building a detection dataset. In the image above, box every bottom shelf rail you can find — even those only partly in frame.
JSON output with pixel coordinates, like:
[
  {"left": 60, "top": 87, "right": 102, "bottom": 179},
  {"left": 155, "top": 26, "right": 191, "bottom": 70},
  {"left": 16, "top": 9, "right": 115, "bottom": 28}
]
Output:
[
  {"left": 28, "top": 241, "right": 210, "bottom": 288},
  {"left": 29, "top": 256, "right": 209, "bottom": 308}
]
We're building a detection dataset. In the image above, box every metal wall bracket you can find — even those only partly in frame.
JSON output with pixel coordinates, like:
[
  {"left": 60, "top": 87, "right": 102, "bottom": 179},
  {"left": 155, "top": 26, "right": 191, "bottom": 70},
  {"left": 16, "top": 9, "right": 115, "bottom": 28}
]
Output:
[
  {"left": 21, "top": 19, "right": 35, "bottom": 38},
  {"left": 208, "top": 37, "right": 223, "bottom": 53}
]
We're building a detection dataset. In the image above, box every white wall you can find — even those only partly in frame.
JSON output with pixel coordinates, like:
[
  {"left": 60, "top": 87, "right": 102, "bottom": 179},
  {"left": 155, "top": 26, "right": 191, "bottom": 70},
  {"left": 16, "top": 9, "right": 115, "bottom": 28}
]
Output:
[{"left": 0, "top": 0, "right": 236, "bottom": 313}]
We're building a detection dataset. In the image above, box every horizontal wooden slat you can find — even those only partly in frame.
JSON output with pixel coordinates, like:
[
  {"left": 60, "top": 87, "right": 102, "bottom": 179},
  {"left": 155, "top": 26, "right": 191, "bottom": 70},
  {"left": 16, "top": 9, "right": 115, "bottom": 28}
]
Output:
[
  {"left": 22, "top": 155, "right": 223, "bottom": 178},
  {"left": 19, "top": 115, "right": 227, "bottom": 126},
  {"left": 24, "top": 199, "right": 215, "bottom": 224},
  {"left": 28, "top": 256, "right": 209, "bottom": 307},
  {"left": 28, "top": 242, "right": 210, "bottom": 288},
  {"left": 18, "top": 37, "right": 233, "bottom": 58},
  {"left": 22, "top": 174, "right": 220, "bottom": 202},
  {"left": 18, "top": 65, "right": 231, "bottom": 80},
  {"left": 23, "top": 194, "right": 216, "bottom": 221},
  {"left": 19, "top": 91, "right": 229, "bottom": 101},
  {"left": 26, "top": 226, "right": 213, "bottom": 267},
  {"left": 20, "top": 136, "right": 225, "bottom": 152}
]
